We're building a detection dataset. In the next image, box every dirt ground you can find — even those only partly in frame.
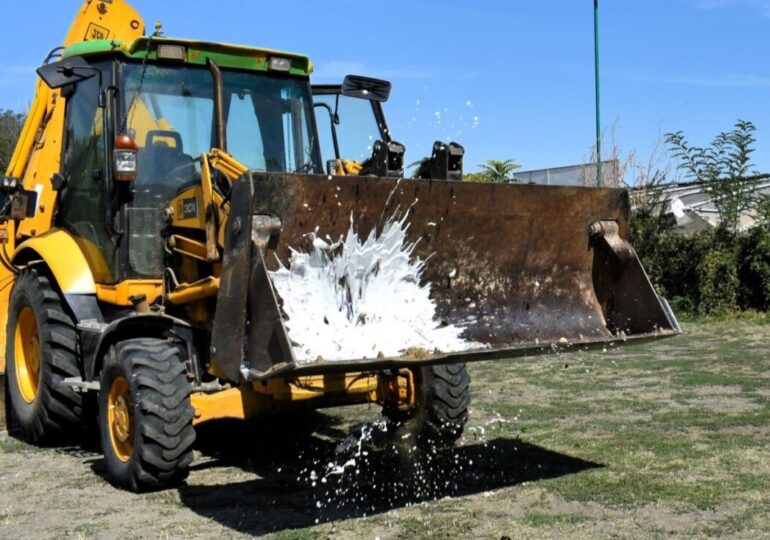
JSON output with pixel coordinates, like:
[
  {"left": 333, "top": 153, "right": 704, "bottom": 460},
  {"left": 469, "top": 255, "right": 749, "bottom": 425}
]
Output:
[{"left": 1, "top": 321, "right": 769, "bottom": 539}]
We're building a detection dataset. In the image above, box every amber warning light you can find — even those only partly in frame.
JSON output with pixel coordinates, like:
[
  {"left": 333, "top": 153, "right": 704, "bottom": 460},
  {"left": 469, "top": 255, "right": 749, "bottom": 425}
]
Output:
[{"left": 114, "top": 134, "right": 138, "bottom": 182}]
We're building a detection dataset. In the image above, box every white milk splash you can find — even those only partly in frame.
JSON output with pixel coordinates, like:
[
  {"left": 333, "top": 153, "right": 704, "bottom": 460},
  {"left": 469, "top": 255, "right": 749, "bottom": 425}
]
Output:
[{"left": 269, "top": 212, "right": 477, "bottom": 363}]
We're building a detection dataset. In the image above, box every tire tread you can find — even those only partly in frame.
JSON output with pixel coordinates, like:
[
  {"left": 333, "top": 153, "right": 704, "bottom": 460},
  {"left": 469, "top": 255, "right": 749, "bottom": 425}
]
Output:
[{"left": 100, "top": 338, "right": 195, "bottom": 492}]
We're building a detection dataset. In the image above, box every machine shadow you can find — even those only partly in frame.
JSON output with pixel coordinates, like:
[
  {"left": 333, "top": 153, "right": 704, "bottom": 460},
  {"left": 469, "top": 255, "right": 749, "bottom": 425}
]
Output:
[{"left": 177, "top": 412, "right": 603, "bottom": 536}]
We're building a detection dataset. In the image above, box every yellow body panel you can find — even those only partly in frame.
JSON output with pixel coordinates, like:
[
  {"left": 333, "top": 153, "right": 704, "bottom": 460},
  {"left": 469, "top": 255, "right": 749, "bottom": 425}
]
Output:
[
  {"left": 0, "top": 230, "right": 95, "bottom": 372},
  {"left": 16, "top": 93, "right": 66, "bottom": 238},
  {"left": 14, "top": 230, "right": 97, "bottom": 294},
  {"left": 6, "top": 86, "right": 48, "bottom": 179},
  {"left": 191, "top": 375, "right": 378, "bottom": 426},
  {"left": 190, "top": 388, "right": 263, "bottom": 425},
  {"left": 64, "top": 0, "right": 145, "bottom": 44},
  {"left": 169, "top": 184, "right": 229, "bottom": 234}
]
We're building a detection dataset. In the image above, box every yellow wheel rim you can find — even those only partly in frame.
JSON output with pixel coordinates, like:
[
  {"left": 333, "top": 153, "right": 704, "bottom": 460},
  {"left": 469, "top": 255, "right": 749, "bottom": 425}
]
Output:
[
  {"left": 14, "top": 307, "right": 41, "bottom": 403},
  {"left": 107, "top": 377, "right": 134, "bottom": 462}
]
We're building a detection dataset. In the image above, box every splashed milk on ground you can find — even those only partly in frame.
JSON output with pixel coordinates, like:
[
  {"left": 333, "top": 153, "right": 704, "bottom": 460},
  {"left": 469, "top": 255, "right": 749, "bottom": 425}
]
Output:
[{"left": 269, "top": 212, "right": 477, "bottom": 362}]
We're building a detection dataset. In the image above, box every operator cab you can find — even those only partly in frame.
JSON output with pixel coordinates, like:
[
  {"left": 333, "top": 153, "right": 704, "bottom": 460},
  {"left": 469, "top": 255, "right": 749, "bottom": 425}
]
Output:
[{"left": 36, "top": 39, "right": 321, "bottom": 285}]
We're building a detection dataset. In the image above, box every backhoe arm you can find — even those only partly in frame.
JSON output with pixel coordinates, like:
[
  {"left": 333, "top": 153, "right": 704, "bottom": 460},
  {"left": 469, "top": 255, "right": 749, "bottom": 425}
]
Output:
[{"left": 6, "top": 0, "right": 145, "bottom": 179}]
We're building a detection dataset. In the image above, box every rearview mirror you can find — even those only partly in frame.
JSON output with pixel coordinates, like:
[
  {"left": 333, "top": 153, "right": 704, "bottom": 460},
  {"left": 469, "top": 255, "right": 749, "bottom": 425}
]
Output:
[
  {"left": 37, "top": 56, "right": 96, "bottom": 89},
  {"left": 341, "top": 75, "right": 392, "bottom": 102}
]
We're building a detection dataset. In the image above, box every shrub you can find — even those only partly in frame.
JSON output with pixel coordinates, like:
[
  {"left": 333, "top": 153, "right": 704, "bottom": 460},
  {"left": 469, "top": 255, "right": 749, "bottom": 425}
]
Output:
[
  {"left": 696, "top": 248, "right": 738, "bottom": 316},
  {"left": 736, "top": 226, "right": 770, "bottom": 311},
  {"left": 633, "top": 224, "right": 714, "bottom": 314}
]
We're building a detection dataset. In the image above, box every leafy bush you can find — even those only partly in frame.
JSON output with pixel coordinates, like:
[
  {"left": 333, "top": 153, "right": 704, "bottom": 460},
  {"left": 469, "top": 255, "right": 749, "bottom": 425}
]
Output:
[
  {"left": 736, "top": 226, "right": 770, "bottom": 311},
  {"left": 0, "top": 109, "right": 26, "bottom": 172},
  {"left": 696, "top": 248, "right": 738, "bottom": 316},
  {"left": 665, "top": 120, "right": 758, "bottom": 233},
  {"left": 631, "top": 119, "right": 767, "bottom": 318},
  {"left": 632, "top": 219, "right": 713, "bottom": 311},
  {"left": 631, "top": 213, "right": 770, "bottom": 317}
]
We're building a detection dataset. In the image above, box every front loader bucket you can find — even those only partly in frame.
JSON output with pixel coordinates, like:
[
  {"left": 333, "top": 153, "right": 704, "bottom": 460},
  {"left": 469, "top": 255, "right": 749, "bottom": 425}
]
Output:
[{"left": 212, "top": 172, "right": 680, "bottom": 382}]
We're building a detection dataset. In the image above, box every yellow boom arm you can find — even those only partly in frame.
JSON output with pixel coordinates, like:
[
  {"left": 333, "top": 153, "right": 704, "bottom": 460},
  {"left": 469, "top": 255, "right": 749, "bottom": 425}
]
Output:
[{"left": 6, "top": 0, "right": 145, "bottom": 178}]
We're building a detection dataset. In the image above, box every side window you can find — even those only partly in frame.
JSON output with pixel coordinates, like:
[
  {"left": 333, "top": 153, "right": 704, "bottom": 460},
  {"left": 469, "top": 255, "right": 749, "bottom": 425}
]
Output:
[
  {"left": 312, "top": 94, "right": 381, "bottom": 164},
  {"left": 59, "top": 67, "right": 116, "bottom": 283}
]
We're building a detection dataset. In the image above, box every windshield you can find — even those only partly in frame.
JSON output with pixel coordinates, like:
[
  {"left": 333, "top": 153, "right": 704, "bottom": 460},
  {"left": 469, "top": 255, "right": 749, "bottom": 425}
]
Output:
[
  {"left": 122, "top": 62, "right": 321, "bottom": 194},
  {"left": 314, "top": 94, "right": 383, "bottom": 164},
  {"left": 121, "top": 61, "right": 320, "bottom": 278}
]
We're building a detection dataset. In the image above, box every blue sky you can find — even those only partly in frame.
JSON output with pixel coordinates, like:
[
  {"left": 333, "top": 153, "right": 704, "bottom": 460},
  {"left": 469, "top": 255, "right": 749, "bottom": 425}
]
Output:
[{"left": 1, "top": 0, "right": 768, "bottom": 177}]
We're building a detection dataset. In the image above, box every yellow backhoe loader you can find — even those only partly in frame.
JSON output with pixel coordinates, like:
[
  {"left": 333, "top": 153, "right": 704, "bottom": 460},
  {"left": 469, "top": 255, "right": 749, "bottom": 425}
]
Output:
[{"left": 0, "top": 0, "right": 679, "bottom": 491}]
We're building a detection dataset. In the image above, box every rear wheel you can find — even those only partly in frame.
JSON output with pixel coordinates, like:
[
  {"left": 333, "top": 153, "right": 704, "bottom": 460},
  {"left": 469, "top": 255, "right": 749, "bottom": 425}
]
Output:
[
  {"left": 385, "top": 364, "right": 471, "bottom": 449},
  {"left": 98, "top": 338, "right": 195, "bottom": 492},
  {"left": 5, "top": 268, "right": 82, "bottom": 443}
]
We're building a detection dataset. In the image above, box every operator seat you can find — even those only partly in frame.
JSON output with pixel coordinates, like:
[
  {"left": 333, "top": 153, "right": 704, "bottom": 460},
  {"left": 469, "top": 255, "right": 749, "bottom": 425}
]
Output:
[{"left": 136, "top": 130, "right": 195, "bottom": 192}]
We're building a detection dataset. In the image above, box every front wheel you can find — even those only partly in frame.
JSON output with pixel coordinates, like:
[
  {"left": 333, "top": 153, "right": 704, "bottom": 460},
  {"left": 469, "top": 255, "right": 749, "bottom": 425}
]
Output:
[
  {"left": 98, "top": 338, "right": 195, "bottom": 492},
  {"left": 5, "top": 268, "right": 82, "bottom": 443},
  {"left": 384, "top": 364, "right": 471, "bottom": 449}
]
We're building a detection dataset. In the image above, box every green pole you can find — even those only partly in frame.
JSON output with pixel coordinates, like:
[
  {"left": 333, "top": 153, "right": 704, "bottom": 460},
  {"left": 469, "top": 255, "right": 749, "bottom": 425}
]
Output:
[{"left": 594, "top": 0, "right": 602, "bottom": 187}]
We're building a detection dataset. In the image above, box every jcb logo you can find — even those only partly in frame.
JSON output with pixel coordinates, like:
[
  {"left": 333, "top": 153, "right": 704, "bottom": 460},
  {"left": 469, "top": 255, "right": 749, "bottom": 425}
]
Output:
[
  {"left": 85, "top": 23, "right": 110, "bottom": 40},
  {"left": 180, "top": 197, "right": 199, "bottom": 220}
]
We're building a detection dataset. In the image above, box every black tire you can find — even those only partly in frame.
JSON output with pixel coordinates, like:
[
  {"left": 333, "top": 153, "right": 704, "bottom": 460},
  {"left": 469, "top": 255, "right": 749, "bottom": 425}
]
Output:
[
  {"left": 386, "top": 364, "right": 471, "bottom": 449},
  {"left": 5, "top": 268, "right": 82, "bottom": 443},
  {"left": 98, "top": 338, "right": 195, "bottom": 492}
]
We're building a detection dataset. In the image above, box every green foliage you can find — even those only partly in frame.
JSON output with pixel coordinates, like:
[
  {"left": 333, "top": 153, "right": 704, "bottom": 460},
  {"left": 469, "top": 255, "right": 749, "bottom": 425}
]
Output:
[
  {"left": 697, "top": 248, "right": 738, "bottom": 316},
  {"left": 638, "top": 118, "right": 770, "bottom": 317},
  {"left": 632, "top": 218, "right": 770, "bottom": 317},
  {"left": 462, "top": 172, "right": 492, "bottom": 183},
  {"left": 736, "top": 226, "right": 770, "bottom": 311},
  {"left": 662, "top": 230, "right": 715, "bottom": 309},
  {"left": 751, "top": 193, "right": 770, "bottom": 226},
  {"left": 665, "top": 120, "right": 758, "bottom": 232},
  {"left": 0, "top": 109, "right": 25, "bottom": 173},
  {"left": 628, "top": 207, "right": 675, "bottom": 291},
  {"left": 465, "top": 159, "right": 521, "bottom": 183}
]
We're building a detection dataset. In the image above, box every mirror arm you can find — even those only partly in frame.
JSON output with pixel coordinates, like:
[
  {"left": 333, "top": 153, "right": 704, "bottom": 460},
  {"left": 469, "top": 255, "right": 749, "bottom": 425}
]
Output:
[
  {"left": 372, "top": 101, "right": 391, "bottom": 143},
  {"left": 60, "top": 64, "right": 102, "bottom": 91},
  {"left": 313, "top": 103, "right": 341, "bottom": 160}
]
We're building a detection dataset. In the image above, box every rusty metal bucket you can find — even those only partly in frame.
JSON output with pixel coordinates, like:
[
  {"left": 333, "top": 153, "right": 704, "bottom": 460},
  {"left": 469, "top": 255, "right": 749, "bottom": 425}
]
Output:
[{"left": 212, "top": 172, "right": 680, "bottom": 382}]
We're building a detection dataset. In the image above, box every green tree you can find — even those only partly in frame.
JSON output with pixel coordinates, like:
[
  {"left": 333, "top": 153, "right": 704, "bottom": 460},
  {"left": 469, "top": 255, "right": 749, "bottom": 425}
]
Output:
[
  {"left": 0, "top": 109, "right": 26, "bottom": 173},
  {"left": 665, "top": 120, "right": 758, "bottom": 232},
  {"left": 465, "top": 159, "right": 521, "bottom": 183}
]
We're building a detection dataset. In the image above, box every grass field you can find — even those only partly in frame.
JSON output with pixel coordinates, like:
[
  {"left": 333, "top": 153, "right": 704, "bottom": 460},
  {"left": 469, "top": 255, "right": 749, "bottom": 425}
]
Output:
[{"left": 1, "top": 321, "right": 769, "bottom": 538}]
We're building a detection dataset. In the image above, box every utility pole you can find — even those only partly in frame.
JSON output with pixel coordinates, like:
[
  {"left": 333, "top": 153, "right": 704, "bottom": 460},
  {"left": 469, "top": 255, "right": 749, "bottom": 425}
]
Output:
[{"left": 594, "top": 0, "right": 602, "bottom": 187}]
